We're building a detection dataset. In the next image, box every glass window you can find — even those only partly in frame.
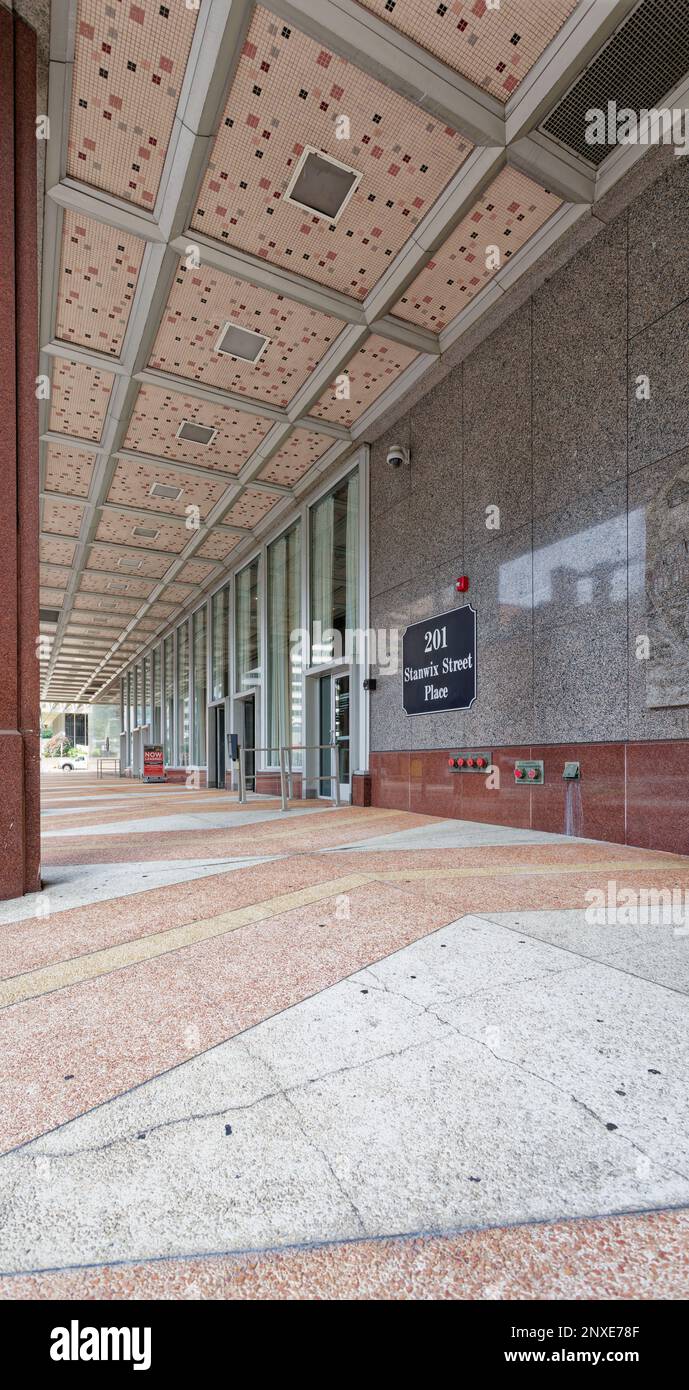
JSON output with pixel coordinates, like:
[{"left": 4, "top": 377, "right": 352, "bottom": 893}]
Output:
[
  {"left": 309, "top": 469, "right": 359, "bottom": 663},
  {"left": 177, "top": 622, "right": 190, "bottom": 765},
  {"left": 143, "top": 655, "right": 152, "bottom": 730},
  {"left": 211, "top": 586, "right": 229, "bottom": 702},
  {"left": 235, "top": 558, "right": 260, "bottom": 691},
  {"left": 88, "top": 704, "right": 119, "bottom": 754},
  {"left": 192, "top": 607, "right": 207, "bottom": 766},
  {"left": 163, "top": 636, "right": 174, "bottom": 763},
  {"left": 152, "top": 647, "right": 162, "bottom": 742},
  {"left": 65, "top": 712, "right": 88, "bottom": 746},
  {"left": 127, "top": 672, "right": 134, "bottom": 761},
  {"left": 267, "top": 522, "right": 301, "bottom": 765}
]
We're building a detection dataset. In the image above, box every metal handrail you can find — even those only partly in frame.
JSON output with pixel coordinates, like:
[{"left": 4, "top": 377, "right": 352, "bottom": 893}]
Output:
[
  {"left": 96, "top": 756, "right": 121, "bottom": 778},
  {"left": 237, "top": 743, "right": 343, "bottom": 811},
  {"left": 281, "top": 744, "right": 342, "bottom": 809},
  {"left": 237, "top": 745, "right": 288, "bottom": 809}
]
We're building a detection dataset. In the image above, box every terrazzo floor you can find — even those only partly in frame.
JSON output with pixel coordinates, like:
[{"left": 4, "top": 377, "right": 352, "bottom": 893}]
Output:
[{"left": 1, "top": 771, "right": 689, "bottom": 1300}]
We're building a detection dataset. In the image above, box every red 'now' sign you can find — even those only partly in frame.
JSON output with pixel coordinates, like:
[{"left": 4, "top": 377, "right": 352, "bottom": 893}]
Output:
[{"left": 143, "top": 745, "right": 165, "bottom": 782}]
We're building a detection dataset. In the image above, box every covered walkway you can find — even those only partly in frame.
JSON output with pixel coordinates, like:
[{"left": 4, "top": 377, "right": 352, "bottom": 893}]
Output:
[{"left": 0, "top": 773, "right": 688, "bottom": 1297}]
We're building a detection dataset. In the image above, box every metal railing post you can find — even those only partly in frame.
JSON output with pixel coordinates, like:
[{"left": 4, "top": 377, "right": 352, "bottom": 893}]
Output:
[
  {"left": 332, "top": 742, "right": 341, "bottom": 807},
  {"left": 279, "top": 746, "right": 288, "bottom": 812},
  {"left": 238, "top": 746, "right": 247, "bottom": 803}
]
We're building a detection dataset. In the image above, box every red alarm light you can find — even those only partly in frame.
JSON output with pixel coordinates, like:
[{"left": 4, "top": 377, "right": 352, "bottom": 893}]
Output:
[
  {"left": 456, "top": 576, "right": 469, "bottom": 593},
  {"left": 514, "top": 767, "right": 525, "bottom": 779}
]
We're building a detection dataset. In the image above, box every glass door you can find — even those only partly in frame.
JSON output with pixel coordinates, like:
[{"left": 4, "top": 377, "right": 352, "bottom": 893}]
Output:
[
  {"left": 214, "top": 705, "right": 226, "bottom": 789},
  {"left": 318, "top": 674, "right": 331, "bottom": 796},
  {"left": 243, "top": 695, "right": 255, "bottom": 790},
  {"left": 333, "top": 673, "right": 350, "bottom": 803},
  {"left": 318, "top": 672, "right": 351, "bottom": 802}
]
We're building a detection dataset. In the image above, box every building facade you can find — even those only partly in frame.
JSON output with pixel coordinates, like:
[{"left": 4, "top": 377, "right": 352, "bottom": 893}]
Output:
[
  {"left": 119, "top": 453, "right": 369, "bottom": 802},
  {"left": 116, "top": 156, "right": 689, "bottom": 854}
]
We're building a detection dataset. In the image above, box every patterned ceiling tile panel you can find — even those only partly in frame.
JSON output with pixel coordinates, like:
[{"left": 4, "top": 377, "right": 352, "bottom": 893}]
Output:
[
  {"left": 311, "top": 333, "right": 417, "bottom": 425},
  {"left": 160, "top": 581, "right": 196, "bottom": 601},
  {"left": 392, "top": 167, "right": 562, "bottom": 331},
  {"left": 87, "top": 544, "right": 171, "bottom": 578},
  {"left": 73, "top": 593, "right": 142, "bottom": 615},
  {"left": 40, "top": 565, "right": 72, "bottom": 589},
  {"left": 147, "top": 599, "right": 177, "bottom": 615},
  {"left": 55, "top": 211, "right": 145, "bottom": 356},
  {"left": 107, "top": 458, "right": 227, "bottom": 518},
  {"left": 192, "top": 5, "right": 471, "bottom": 300},
  {"left": 196, "top": 530, "right": 243, "bottom": 561},
  {"left": 223, "top": 486, "right": 283, "bottom": 529},
  {"left": 176, "top": 559, "right": 218, "bottom": 584},
  {"left": 67, "top": 610, "right": 124, "bottom": 630},
  {"left": 355, "top": 0, "right": 579, "bottom": 102},
  {"left": 42, "top": 498, "right": 86, "bottom": 537},
  {"left": 96, "top": 512, "right": 188, "bottom": 552},
  {"left": 39, "top": 589, "right": 65, "bottom": 607},
  {"left": 149, "top": 261, "right": 344, "bottom": 404},
  {"left": 258, "top": 427, "right": 333, "bottom": 485},
  {"left": 124, "top": 384, "right": 273, "bottom": 472},
  {"left": 40, "top": 538, "right": 77, "bottom": 566},
  {"left": 49, "top": 359, "right": 114, "bottom": 441},
  {"left": 80, "top": 570, "right": 156, "bottom": 598},
  {"left": 67, "top": 0, "right": 199, "bottom": 206},
  {"left": 44, "top": 442, "right": 97, "bottom": 498},
  {"left": 134, "top": 615, "right": 163, "bottom": 632}
]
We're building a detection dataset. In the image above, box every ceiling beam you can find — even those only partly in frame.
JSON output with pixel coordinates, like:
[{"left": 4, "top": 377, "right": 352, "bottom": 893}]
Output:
[
  {"left": 504, "top": 0, "right": 640, "bottom": 144},
  {"left": 269, "top": 0, "right": 505, "bottom": 145}
]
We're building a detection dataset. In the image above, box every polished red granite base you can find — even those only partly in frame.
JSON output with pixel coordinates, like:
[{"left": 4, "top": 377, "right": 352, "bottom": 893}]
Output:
[
  {"left": 371, "top": 741, "right": 689, "bottom": 854},
  {"left": 352, "top": 771, "right": 372, "bottom": 807},
  {"left": 0, "top": 10, "right": 40, "bottom": 901},
  {"left": 256, "top": 771, "right": 304, "bottom": 797}
]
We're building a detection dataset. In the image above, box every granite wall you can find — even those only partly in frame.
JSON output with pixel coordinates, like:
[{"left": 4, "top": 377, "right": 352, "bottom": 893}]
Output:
[{"left": 367, "top": 155, "right": 689, "bottom": 853}]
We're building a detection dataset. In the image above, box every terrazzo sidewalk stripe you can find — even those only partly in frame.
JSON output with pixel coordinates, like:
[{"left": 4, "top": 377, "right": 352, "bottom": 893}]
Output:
[
  {"left": 0, "top": 881, "right": 457, "bottom": 1151},
  {"left": 1, "top": 1205, "right": 687, "bottom": 1299},
  {"left": 0, "top": 874, "right": 372, "bottom": 1009},
  {"left": 0, "top": 858, "right": 677, "bottom": 1008}
]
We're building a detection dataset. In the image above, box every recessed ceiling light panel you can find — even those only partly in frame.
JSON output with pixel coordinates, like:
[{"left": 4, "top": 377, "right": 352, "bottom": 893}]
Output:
[
  {"left": 283, "top": 147, "right": 362, "bottom": 223},
  {"left": 149, "top": 481, "right": 183, "bottom": 501},
  {"left": 176, "top": 421, "right": 218, "bottom": 446},
  {"left": 215, "top": 321, "right": 271, "bottom": 363},
  {"left": 132, "top": 525, "right": 160, "bottom": 541}
]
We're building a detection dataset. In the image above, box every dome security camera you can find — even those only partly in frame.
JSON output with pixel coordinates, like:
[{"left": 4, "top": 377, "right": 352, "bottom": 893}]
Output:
[{"left": 387, "top": 444, "right": 408, "bottom": 468}]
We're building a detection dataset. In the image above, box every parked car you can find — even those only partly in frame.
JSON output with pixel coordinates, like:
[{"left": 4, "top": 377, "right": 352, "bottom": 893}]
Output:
[{"left": 58, "top": 753, "right": 88, "bottom": 771}]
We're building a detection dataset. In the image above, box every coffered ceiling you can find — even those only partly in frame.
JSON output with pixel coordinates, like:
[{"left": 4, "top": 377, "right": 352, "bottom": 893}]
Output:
[{"left": 39, "top": 0, "right": 663, "bottom": 701}]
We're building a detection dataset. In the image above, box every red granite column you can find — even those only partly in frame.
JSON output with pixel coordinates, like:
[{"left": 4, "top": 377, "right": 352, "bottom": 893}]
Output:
[{"left": 0, "top": 7, "right": 40, "bottom": 899}]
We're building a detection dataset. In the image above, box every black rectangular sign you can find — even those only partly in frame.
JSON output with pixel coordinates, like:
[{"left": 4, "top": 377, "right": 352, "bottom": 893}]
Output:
[{"left": 402, "top": 605, "right": 476, "bottom": 715}]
